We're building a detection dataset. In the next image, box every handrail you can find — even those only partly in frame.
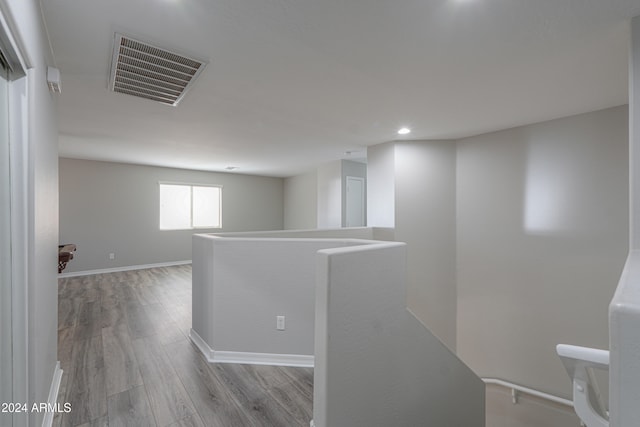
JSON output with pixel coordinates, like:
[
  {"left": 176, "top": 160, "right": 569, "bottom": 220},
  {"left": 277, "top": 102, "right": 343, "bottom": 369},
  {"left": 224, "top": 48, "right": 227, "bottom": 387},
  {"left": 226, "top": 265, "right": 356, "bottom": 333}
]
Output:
[
  {"left": 556, "top": 344, "right": 610, "bottom": 427},
  {"left": 482, "top": 378, "right": 574, "bottom": 407},
  {"left": 313, "top": 378, "right": 574, "bottom": 426}
]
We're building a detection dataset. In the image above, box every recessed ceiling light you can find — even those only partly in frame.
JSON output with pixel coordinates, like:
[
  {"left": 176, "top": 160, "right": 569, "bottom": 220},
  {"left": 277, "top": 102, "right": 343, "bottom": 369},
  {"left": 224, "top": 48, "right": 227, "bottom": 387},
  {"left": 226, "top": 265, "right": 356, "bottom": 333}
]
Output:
[{"left": 397, "top": 127, "right": 411, "bottom": 135}]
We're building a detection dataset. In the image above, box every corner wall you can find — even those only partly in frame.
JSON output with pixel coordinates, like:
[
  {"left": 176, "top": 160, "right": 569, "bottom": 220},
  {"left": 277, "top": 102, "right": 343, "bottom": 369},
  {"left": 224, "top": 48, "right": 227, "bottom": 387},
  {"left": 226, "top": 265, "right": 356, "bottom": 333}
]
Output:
[
  {"left": 59, "top": 158, "right": 284, "bottom": 272},
  {"left": 286, "top": 159, "right": 368, "bottom": 230},
  {"left": 316, "top": 160, "right": 342, "bottom": 228},
  {"left": 456, "top": 106, "right": 629, "bottom": 397},
  {"left": 284, "top": 170, "right": 317, "bottom": 229},
  {"left": 365, "top": 105, "right": 628, "bottom": 408},
  {"left": 314, "top": 241, "right": 484, "bottom": 427},
  {"left": 395, "top": 140, "right": 457, "bottom": 349},
  {"left": 366, "top": 139, "right": 457, "bottom": 348},
  {"left": 367, "top": 141, "right": 395, "bottom": 227},
  {"left": 192, "top": 234, "right": 380, "bottom": 364}
]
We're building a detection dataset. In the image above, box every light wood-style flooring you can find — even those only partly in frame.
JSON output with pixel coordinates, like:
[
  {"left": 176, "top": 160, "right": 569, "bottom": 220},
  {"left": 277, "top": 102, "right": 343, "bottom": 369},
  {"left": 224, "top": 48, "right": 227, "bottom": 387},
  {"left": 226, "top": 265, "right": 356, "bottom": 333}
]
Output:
[{"left": 55, "top": 265, "right": 313, "bottom": 427}]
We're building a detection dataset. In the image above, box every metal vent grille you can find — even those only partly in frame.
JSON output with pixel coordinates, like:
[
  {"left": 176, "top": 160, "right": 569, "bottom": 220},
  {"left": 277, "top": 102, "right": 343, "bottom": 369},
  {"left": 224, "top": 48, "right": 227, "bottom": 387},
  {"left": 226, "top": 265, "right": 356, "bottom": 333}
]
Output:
[{"left": 109, "top": 34, "right": 206, "bottom": 106}]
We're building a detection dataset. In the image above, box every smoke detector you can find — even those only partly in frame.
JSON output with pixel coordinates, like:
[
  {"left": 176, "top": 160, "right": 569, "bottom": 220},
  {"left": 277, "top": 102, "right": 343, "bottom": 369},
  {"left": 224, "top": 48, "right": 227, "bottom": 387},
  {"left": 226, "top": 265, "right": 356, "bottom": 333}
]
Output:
[{"left": 109, "top": 33, "right": 206, "bottom": 106}]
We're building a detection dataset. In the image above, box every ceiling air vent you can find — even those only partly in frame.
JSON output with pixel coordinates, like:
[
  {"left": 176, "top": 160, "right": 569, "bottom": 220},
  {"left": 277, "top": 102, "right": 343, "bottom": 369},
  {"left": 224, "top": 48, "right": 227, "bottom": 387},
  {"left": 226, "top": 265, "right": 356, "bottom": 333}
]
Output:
[{"left": 109, "top": 33, "right": 206, "bottom": 106}]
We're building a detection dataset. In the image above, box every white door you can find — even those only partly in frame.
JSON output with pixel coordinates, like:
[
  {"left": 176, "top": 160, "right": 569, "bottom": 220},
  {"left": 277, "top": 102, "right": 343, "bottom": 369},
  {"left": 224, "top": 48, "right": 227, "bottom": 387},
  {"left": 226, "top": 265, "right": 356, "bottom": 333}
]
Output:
[{"left": 346, "top": 176, "right": 365, "bottom": 227}]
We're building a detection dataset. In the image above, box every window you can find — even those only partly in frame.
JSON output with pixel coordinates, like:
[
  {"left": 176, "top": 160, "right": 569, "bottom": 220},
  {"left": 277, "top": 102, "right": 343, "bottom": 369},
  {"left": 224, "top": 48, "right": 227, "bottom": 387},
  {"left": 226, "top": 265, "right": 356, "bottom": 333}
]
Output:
[{"left": 159, "top": 183, "right": 221, "bottom": 230}]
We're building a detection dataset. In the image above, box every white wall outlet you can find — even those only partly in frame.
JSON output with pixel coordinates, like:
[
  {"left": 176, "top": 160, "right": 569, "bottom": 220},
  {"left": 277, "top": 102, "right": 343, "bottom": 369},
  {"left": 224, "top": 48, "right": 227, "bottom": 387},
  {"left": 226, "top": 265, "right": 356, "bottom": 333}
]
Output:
[
  {"left": 276, "top": 315, "right": 285, "bottom": 331},
  {"left": 109, "top": 253, "right": 115, "bottom": 260}
]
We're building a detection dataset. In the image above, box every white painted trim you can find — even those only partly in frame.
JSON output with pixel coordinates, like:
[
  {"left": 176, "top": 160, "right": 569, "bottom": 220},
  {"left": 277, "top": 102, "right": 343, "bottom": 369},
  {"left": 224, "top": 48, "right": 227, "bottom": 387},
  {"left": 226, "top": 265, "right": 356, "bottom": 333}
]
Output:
[
  {"left": 41, "top": 361, "right": 63, "bottom": 427},
  {"left": 189, "top": 328, "right": 215, "bottom": 361},
  {"left": 1, "top": 14, "right": 30, "bottom": 424},
  {"left": 483, "top": 378, "right": 573, "bottom": 407},
  {"left": 213, "top": 351, "right": 314, "bottom": 367},
  {"left": 58, "top": 260, "right": 192, "bottom": 278},
  {"left": 189, "top": 329, "right": 314, "bottom": 367}
]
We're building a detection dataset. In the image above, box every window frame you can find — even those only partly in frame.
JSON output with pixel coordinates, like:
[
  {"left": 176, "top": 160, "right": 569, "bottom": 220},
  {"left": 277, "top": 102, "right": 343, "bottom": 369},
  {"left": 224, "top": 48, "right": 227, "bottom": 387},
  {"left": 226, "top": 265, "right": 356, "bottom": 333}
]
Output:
[{"left": 158, "top": 181, "right": 223, "bottom": 230}]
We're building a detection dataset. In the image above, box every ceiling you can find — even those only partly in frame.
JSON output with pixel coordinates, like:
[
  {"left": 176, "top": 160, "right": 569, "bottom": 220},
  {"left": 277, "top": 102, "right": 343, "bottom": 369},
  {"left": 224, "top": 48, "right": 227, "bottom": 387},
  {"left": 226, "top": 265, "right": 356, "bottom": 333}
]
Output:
[{"left": 42, "top": 0, "right": 640, "bottom": 177}]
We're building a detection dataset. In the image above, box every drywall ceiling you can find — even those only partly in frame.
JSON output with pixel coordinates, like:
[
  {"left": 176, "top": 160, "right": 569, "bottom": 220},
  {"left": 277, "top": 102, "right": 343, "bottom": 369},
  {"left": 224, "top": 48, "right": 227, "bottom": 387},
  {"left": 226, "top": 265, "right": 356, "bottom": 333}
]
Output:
[{"left": 42, "top": 0, "right": 639, "bottom": 177}]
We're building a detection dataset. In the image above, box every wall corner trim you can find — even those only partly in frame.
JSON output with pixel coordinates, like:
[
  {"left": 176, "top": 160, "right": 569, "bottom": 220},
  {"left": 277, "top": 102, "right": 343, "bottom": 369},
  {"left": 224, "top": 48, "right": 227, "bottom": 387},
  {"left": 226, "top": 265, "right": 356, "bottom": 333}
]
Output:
[
  {"left": 189, "top": 329, "right": 314, "bottom": 368},
  {"left": 41, "top": 361, "right": 63, "bottom": 427},
  {"left": 189, "top": 328, "right": 215, "bottom": 361}
]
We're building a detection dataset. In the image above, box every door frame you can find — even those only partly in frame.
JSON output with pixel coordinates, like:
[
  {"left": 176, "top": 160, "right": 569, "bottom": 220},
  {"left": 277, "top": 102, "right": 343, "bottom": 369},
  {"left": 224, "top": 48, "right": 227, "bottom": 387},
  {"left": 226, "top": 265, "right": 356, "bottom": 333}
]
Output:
[{"left": 0, "top": 5, "right": 30, "bottom": 426}]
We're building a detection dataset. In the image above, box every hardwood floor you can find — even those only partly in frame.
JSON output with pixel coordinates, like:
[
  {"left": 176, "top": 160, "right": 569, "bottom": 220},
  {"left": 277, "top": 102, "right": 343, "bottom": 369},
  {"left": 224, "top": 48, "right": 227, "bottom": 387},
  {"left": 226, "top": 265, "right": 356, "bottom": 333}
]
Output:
[{"left": 55, "top": 265, "right": 314, "bottom": 427}]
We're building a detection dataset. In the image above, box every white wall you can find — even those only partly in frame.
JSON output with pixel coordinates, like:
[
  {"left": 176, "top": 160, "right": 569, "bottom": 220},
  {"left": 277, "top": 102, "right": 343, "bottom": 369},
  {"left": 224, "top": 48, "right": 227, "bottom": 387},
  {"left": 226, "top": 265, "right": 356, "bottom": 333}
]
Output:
[
  {"left": 632, "top": 16, "right": 640, "bottom": 252},
  {"left": 456, "top": 106, "right": 628, "bottom": 397},
  {"left": 316, "top": 160, "right": 342, "bottom": 228},
  {"left": 1, "top": 1, "right": 59, "bottom": 425},
  {"left": 191, "top": 229, "right": 392, "bottom": 365},
  {"left": 217, "top": 227, "right": 379, "bottom": 239},
  {"left": 284, "top": 169, "right": 317, "bottom": 229},
  {"left": 29, "top": 62, "right": 58, "bottom": 427},
  {"left": 59, "top": 158, "right": 284, "bottom": 272},
  {"left": 192, "top": 231, "right": 484, "bottom": 426},
  {"left": 608, "top": 15, "right": 640, "bottom": 427},
  {"left": 365, "top": 140, "right": 457, "bottom": 348},
  {"left": 364, "top": 105, "right": 628, "bottom": 422},
  {"left": 192, "top": 234, "right": 371, "bottom": 362},
  {"left": 287, "top": 160, "right": 367, "bottom": 230},
  {"left": 485, "top": 384, "right": 581, "bottom": 427},
  {"left": 395, "top": 140, "right": 457, "bottom": 349},
  {"left": 314, "top": 242, "right": 484, "bottom": 427},
  {"left": 367, "top": 141, "right": 395, "bottom": 227}
]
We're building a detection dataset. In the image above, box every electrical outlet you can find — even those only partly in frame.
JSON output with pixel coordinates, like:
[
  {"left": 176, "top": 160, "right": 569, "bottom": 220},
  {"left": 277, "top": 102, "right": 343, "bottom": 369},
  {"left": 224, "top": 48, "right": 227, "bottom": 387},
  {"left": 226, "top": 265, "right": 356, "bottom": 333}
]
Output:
[
  {"left": 276, "top": 315, "right": 285, "bottom": 331},
  {"left": 109, "top": 253, "right": 115, "bottom": 260}
]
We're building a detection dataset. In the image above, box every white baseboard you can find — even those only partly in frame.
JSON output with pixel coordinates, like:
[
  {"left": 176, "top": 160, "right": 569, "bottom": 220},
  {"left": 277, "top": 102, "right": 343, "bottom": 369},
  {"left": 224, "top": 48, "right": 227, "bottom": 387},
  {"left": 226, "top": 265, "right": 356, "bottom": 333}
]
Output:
[
  {"left": 41, "top": 361, "right": 63, "bottom": 427},
  {"left": 189, "top": 328, "right": 215, "bottom": 360},
  {"left": 212, "top": 350, "right": 314, "bottom": 367},
  {"left": 58, "top": 260, "right": 192, "bottom": 278},
  {"left": 189, "top": 329, "right": 314, "bottom": 368}
]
